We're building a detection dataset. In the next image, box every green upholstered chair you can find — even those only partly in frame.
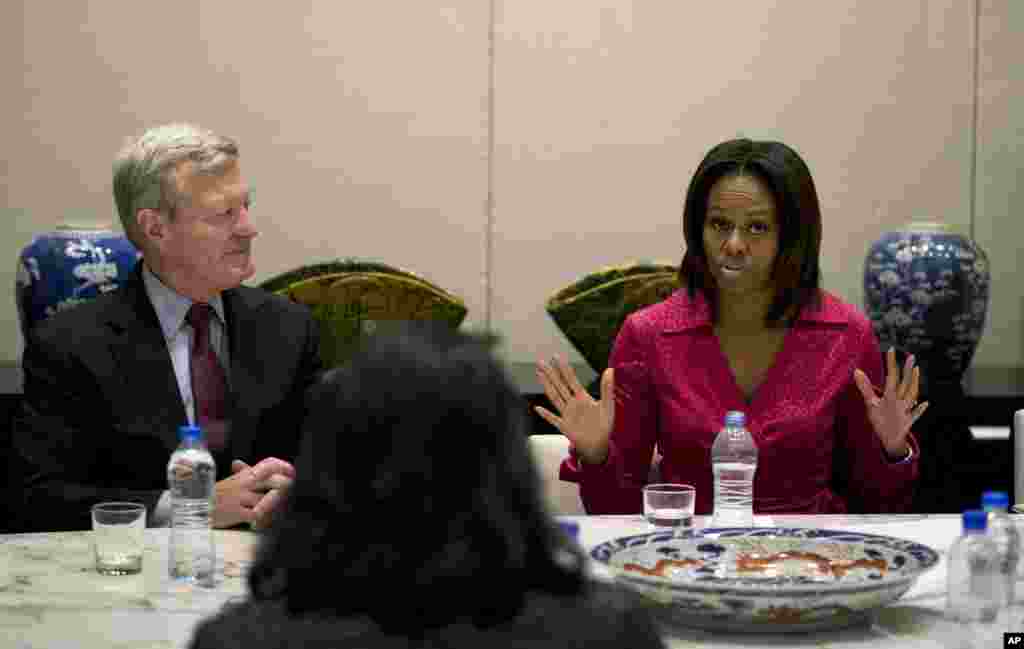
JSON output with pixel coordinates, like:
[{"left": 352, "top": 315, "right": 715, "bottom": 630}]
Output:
[
  {"left": 543, "top": 261, "right": 679, "bottom": 484},
  {"left": 545, "top": 261, "right": 680, "bottom": 375},
  {"left": 259, "top": 259, "right": 468, "bottom": 368}
]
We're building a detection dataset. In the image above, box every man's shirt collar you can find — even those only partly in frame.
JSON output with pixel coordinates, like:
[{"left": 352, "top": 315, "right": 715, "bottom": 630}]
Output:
[{"left": 142, "top": 263, "right": 226, "bottom": 340}]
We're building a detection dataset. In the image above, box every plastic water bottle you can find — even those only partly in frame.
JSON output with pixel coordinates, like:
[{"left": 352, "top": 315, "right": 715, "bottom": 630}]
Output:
[
  {"left": 557, "top": 519, "right": 580, "bottom": 543},
  {"left": 947, "top": 509, "right": 1000, "bottom": 623},
  {"left": 710, "top": 410, "right": 758, "bottom": 528},
  {"left": 981, "top": 490, "right": 1020, "bottom": 607},
  {"left": 554, "top": 519, "right": 581, "bottom": 569},
  {"left": 167, "top": 425, "right": 216, "bottom": 587}
]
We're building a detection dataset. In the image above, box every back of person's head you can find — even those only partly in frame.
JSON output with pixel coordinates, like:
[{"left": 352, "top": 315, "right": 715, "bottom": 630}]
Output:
[
  {"left": 247, "top": 324, "right": 585, "bottom": 635},
  {"left": 679, "top": 138, "right": 823, "bottom": 324}
]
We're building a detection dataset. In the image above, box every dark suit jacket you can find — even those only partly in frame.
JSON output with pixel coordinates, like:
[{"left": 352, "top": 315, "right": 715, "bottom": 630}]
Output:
[
  {"left": 187, "top": 582, "right": 666, "bottom": 649},
  {"left": 9, "top": 265, "right": 322, "bottom": 532}
]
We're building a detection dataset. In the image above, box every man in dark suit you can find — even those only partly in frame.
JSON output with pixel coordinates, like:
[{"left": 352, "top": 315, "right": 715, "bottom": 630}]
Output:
[{"left": 11, "top": 123, "right": 322, "bottom": 532}]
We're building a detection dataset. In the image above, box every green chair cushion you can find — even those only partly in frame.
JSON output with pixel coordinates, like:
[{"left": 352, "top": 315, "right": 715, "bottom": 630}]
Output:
[
  {"left": 260, "top": 259, "right": 467, "bottom": 368},
  {"left": 545, "top": 262, "right": 679, "bottom": 374}
]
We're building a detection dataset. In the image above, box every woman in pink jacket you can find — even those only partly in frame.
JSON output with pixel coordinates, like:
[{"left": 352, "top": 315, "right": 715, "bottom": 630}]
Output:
[{"left": 536, "top": 139, "right": 927, "bottom": 515}]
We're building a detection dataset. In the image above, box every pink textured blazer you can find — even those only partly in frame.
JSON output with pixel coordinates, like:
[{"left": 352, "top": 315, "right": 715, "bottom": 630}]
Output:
[{"left": 560, "top": 289, "right": 919, "bottom": 515}]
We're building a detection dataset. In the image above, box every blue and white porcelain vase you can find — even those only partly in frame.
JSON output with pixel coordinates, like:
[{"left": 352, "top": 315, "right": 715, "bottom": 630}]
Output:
[
  {"left": 15, "top": 220, "right": 140, "bottom": 338},
  {"left": 863, "top": 220, "right": 990, "bottom": 390}
]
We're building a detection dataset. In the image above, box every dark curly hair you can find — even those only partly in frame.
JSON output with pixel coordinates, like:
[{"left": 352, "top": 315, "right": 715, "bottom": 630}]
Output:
[
  {"left": 679, "top": 138, "right": 823, "bottom": 324},
  {"left": 246, "top": 324, "right": 585, "bottom": 635}
]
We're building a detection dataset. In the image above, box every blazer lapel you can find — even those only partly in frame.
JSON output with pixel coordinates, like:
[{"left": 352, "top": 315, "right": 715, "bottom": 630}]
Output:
[
  {"left": 222, "top": 286, "right": 270, "bottom": 462},
  {"left": 105, "top": 267, "right": 187, "bottom": 453}
]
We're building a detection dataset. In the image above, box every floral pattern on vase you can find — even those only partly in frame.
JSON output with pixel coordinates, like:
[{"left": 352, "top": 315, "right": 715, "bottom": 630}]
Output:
[
  {"left": 16, "top": 226, "right": 140, "bottom": 337},
  {"left": 863, "top": 221, "right": 990, "bottom": 388}
]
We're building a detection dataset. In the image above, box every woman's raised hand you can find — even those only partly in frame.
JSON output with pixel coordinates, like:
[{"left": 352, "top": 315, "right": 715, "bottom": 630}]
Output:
[
  {"left": 534, "top": 356, "right": 616, "bottom": 465},
  {"left": 853, "top": 347, "right": 929, "bottom": 459}
]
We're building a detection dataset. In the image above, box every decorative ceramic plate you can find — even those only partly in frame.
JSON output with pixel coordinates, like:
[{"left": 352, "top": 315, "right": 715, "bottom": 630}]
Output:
[{"left": 590, "top": 527, "right": 940, "bottom": 632}]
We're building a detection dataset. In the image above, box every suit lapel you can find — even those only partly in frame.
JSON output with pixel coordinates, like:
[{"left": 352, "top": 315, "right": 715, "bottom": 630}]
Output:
[
  {"left": 222, "top": 286, "right": 270, "bottom": 462},
  {"left": 105, "top": 267, "right": 187, "bottom": 453}
]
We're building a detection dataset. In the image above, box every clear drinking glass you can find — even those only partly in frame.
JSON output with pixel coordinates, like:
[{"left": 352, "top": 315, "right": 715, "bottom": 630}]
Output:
[
  {"left": 643, "top": 483, "right": 696, "bottom": 533},
  {"left": 91, "top": 502, "right": 146, "bottom": 575}
]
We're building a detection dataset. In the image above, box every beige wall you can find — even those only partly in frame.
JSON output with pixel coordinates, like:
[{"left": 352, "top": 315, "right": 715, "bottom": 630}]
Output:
[
  {"left": 2, "top": 1, "right": 1020, "bottom": 369},
  {"left": 974, "top": 0, "right": 1024, "bottom": 368},
  {"left": 1, "top": 1, "right": 491, "bottom": 360}
]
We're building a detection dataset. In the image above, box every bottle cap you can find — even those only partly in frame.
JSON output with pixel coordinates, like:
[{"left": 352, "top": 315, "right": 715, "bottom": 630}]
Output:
[
  {"left": 725, "top": 411, "right": 745, "bottom": 427},
  {"left": 963, "top": 509, "right": 989, "bottom": 532},
  {"left": 981, "top": 491, "right": 1009, "bottom": 510},
  {"left": 178, "top": 425, "right": 203, "bottom": 441},
  {"left": 557, "top": 520, "right": 580, "bottom": 540}
]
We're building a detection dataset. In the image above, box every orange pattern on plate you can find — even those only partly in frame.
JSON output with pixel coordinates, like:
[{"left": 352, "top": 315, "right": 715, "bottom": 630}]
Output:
[
  {"left": 623, "top": 558, "right": 703, "bottom": 576},
  {"left": 737, "top": 551, "right": 888, "bottom": 578}
]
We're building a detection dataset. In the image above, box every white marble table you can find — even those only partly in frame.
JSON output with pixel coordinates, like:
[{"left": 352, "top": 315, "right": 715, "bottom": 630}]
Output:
[
  {"left": 1, "top": 515, "right": 1020, "bottom": 648},
  {"left": 0, "top": 528, "right": 257, "bottom": 649}
]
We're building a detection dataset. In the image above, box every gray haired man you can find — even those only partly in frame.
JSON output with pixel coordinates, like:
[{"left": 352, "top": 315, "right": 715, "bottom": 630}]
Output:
[{"left": 11, "top": 123, "right": 322, "bottom": 532}]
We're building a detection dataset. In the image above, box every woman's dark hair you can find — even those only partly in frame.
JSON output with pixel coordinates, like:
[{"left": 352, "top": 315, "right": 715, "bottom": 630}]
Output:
[
  {"left": 247, "top": 324, "right": 585, "bottom": 635},
  {"left": 679, "top": 138, "right": 823, "bottom": 324}
]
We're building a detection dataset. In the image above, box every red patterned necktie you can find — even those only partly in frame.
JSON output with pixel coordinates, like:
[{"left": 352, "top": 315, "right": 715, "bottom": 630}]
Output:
[{"left": 186, "top": 303, "right": 228, "bottom": 451}]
